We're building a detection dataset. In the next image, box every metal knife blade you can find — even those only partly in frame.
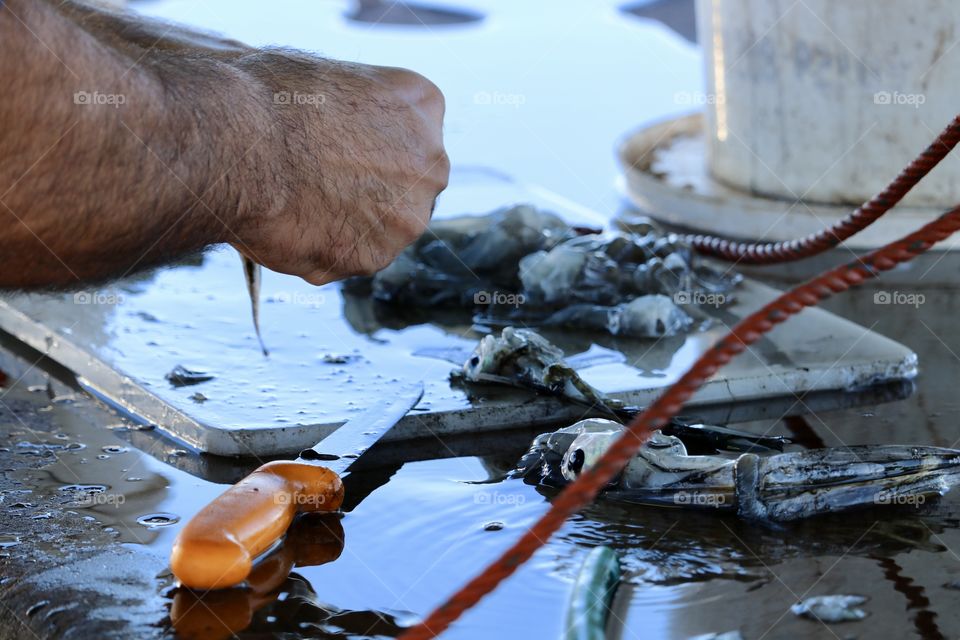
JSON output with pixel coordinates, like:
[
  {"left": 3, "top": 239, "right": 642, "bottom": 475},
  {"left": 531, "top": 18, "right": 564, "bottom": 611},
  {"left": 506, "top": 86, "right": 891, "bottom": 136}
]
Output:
[{"left": 298, "top": 382, "right": 424, "bottom": 476}]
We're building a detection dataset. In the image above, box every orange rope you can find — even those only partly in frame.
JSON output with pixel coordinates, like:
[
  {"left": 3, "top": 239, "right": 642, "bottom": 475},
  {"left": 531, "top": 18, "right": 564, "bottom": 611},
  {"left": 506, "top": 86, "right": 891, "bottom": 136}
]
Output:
[
  {"left": 685, "top": 114, "right": 960, "bottom": 263},
  {"left": 398, "top": 120, "right": 960, "bottom": 638}
]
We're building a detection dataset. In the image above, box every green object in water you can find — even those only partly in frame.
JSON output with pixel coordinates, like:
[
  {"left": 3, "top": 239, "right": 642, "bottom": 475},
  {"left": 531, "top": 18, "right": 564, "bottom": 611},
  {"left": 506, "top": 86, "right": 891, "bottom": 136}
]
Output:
[{"left": 563, "top": 546, "right": 621, "bottom": 640}]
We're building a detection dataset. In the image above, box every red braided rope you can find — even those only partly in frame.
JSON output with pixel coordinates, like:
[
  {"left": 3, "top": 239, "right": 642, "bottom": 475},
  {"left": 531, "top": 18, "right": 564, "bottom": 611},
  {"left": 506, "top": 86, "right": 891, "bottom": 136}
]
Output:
[
  {"left": 399, "top": 205, "right": 960, "bottom": 639},
  {"left": 684, "top": 114, "right": 960, "bottom": 263}
]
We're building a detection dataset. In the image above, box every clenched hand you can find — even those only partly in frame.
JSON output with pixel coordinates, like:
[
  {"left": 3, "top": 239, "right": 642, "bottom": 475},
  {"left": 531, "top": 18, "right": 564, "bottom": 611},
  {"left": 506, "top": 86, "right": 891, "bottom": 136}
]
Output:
[{"left": 232, "top": 53, "right": 449, "bottom": 285}]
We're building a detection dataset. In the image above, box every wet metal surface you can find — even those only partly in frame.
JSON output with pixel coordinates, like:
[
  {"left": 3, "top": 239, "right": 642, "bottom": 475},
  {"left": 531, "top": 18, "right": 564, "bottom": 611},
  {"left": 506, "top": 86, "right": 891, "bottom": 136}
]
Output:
[
  {"left": 0, "top": 256, "right": 918, "bottom": 455},
  {"left": 3, "top": 1, "right": 960, "bottom": 639}
]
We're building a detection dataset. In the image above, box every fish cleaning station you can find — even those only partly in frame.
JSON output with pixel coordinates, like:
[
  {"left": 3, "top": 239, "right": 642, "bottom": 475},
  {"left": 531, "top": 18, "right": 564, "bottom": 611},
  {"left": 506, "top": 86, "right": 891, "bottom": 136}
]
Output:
[{"left": 3, "top": 1, "right": 960, "bottom": 639}]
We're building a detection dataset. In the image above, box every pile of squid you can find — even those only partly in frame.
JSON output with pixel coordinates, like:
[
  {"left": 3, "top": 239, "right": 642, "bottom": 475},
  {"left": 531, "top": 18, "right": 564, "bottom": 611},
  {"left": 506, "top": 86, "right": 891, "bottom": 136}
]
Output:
[{"left": 348, "top": 204, "right": 740, "bottom": 338}]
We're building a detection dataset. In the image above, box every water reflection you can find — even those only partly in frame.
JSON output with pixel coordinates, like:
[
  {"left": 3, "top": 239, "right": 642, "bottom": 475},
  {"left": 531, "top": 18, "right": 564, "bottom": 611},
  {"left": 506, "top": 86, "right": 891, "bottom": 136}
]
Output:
[
  {"left": 169, "top": 513, "right": 411, "bottom": 639},
  {"left": 344, "top": 0, "right": 483, "bottom": 27},
  {"left": 621, "top": 0, "right": 697, "bottom": 43},
  {"left": 562, "top": 497, "right": 960, "bottom": 584}
]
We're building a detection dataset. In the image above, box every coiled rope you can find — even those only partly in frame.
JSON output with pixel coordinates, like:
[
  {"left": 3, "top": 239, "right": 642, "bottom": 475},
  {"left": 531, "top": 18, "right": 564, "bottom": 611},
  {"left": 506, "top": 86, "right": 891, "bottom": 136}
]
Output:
[{"left": 685, "top": 114, "right": 960, "bottom": 263}]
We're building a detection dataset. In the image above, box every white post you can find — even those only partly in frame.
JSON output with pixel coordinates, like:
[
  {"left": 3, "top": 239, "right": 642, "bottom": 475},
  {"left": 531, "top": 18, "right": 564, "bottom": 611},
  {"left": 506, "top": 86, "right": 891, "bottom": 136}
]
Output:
[{"left": 698, "top": 0, "right": 960, "bottom": 207}]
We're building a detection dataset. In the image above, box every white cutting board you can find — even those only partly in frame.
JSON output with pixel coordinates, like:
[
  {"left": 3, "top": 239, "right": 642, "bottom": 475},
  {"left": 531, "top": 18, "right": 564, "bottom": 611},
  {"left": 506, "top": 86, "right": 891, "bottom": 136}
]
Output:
[{"left": 0, "top": 188, "right": 916, "bottom": 456}]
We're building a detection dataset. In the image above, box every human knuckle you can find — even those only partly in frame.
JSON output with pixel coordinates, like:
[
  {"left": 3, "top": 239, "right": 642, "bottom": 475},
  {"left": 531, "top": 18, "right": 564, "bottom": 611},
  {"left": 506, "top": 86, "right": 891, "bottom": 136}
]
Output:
[
  {"left": 385, "top": 67, "right": 444, "bottom": 105},
  {"left": 389, "top": 66, "right": 426, "bottom": 85},
  {"left": 434, "top": 152, "right": 451, "bottom": 189},
  {"left": 413, "top": 157, "right": 449, "bottom": 195},
  {"left": 302, "top": 271, "right": 330, "bottom": 286},
  {"left": 418, "top": 77, "right": 445, "bottom": 107}
]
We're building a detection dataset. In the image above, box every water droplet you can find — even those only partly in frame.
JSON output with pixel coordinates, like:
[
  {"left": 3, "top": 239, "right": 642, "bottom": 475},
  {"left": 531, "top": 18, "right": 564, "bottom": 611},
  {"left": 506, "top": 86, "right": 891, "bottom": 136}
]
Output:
[
  {"left": 59, "top": 484, "right": 108, "bottom": 494},
  {"left": 26, "top": 601, "right": 48, "bottom": 617},
  {"left": 101, "top": 445, "right": 127, "bottom": 454},
  {"left": 96, "top": 454, "right": 110, "bottom": 460},
  {"left": 136, "top": 513, "right": 180, "bottom": 528},
  {"left": 0, "top": 534, "right": 20, "bottom": 548},
  {"left": 16, "top": 441, "right": 85, "bottom": 455},
  {"left": 483, "top": 521, "right": 505, "bottom": 532}
]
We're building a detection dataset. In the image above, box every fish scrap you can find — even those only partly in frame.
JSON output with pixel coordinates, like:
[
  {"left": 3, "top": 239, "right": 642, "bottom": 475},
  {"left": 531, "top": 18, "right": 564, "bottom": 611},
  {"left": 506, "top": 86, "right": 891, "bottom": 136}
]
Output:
[
  {"left": 349, "top": 204, "right": 740, "bottom": 338},
  {"left": 165, "top": 365, "right": 214, "bottom": 388},
  {"left": 791, "top": 595, "right": 869, "bottom": 623},
  {"left": 455, "top": 327, "right": 788, "bottom": 453},
  {"left": 512, "top": 418, "right": 960, "bottom": 522},
  {"left": 241, "top": 254, "right": 269, "bottom": 356}
]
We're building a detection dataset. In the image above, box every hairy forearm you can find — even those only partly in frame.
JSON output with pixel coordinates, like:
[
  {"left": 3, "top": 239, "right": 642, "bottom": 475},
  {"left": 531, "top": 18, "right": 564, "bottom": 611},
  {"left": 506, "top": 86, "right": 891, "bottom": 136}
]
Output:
[
  {"left": 1, "top": 1, "right": 447, "bottom": 289},
  {"left": 0, "top": 0, "right": 277, "bottom": 288},
  {"left": 55, "top": 0, "right": 250, "bottom": 59}
]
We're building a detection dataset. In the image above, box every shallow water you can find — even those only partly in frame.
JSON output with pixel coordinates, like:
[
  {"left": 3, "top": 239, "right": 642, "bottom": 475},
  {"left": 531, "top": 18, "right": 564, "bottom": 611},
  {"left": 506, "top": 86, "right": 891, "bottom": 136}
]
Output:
[{"left": 7, "top": 325, "right": 960, "bottom": 639}]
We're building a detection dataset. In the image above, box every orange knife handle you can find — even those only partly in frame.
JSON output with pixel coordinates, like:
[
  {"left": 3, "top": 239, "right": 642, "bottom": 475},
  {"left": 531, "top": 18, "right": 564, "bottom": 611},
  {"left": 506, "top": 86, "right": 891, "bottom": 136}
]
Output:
[{"left": 170, "top": 460, "right": 344, "bottom": 590}]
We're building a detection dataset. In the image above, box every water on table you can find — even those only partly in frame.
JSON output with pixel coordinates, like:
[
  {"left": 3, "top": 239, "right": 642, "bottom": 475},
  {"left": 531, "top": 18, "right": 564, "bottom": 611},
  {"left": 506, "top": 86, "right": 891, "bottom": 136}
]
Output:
[{"left": 6, "top": 324, "right": 960, "bottom": 639}]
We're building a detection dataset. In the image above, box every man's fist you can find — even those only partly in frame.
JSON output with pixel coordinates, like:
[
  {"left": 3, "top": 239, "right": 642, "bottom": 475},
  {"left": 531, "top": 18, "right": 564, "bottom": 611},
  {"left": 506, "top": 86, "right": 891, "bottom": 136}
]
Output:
[{"left": 232, "top": 52, "right": 450, "bottom": 285}]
